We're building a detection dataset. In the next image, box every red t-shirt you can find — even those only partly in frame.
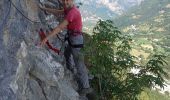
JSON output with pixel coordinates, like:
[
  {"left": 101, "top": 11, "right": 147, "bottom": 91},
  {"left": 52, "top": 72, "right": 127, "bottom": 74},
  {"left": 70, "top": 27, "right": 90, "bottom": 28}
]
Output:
[{"left": 64, "top": 6, "right": 82, "bottom": 32}]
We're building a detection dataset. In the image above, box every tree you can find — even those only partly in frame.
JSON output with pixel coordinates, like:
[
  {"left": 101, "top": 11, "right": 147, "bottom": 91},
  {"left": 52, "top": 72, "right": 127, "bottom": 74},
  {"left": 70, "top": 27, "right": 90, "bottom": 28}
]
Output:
[{"left": 84, "top": 20, "right": 168, "bottom": 100}]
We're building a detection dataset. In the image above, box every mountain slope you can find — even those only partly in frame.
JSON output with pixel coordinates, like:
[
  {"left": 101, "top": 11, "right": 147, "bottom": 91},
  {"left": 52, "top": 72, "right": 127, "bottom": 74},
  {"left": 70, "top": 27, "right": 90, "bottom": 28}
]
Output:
[
  {"left": 114, "top": 0, "right": 170, "bottom": 97},
  {"left": 114, "top": 0, "right": 170, "bottom": 53},
  {"left": 115, "top": 0, "right": 170, "bottom": 28},
  {"left": 75, "top": 0, "right": 145, "bottom": 32}
]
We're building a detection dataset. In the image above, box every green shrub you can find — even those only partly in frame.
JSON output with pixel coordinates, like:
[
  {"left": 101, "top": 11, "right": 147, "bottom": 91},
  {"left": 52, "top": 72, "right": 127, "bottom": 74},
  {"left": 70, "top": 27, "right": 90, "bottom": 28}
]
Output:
[{"left": 84, "top": 20, "right": 168, "bottom": 100}]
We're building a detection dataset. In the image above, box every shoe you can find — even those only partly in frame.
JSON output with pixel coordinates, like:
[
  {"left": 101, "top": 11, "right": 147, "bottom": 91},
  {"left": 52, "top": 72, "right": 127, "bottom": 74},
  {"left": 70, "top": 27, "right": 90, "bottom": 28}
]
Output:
[{"left": 78, "top": 88, "right": 93, "bottom": 96}]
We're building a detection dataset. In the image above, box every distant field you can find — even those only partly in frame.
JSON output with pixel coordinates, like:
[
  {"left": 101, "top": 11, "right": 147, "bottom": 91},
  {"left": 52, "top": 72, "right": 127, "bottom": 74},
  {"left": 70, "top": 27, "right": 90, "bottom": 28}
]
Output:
[{"left": 130, "top": 49, "right": 150, "bottom": 59}]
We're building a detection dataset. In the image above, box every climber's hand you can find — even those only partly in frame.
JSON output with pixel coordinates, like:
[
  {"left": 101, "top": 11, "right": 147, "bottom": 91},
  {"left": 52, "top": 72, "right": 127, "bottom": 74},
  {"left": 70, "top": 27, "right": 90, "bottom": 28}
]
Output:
[{"left": 40, "top": 38, "right": 48, "bottom": 47}]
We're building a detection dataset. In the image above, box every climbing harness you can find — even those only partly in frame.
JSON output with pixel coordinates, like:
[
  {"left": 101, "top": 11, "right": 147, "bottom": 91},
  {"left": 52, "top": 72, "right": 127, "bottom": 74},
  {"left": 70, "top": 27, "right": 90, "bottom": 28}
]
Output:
[
  {"left": 65, "top": 30, "right": 84, "bottom": 48},
  {"left": 38, "top": 29, "right": 84, "bottom": 54}
]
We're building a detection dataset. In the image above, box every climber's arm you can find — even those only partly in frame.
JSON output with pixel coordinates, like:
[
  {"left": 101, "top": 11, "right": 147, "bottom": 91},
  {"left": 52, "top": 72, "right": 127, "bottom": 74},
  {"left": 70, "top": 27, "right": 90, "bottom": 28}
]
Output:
[
  {"left": 40, "top": 6, "right": 64, "bottom": 16},
  {"left": 40, "top": 20, "right": 68, "bottom": 46}
]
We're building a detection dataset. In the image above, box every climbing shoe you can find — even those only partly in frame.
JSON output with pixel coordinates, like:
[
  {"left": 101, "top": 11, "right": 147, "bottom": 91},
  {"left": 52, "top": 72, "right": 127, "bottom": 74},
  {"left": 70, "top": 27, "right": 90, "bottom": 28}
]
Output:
[{"left": 78, "top": 88, "right": 93, "bottom": 96}]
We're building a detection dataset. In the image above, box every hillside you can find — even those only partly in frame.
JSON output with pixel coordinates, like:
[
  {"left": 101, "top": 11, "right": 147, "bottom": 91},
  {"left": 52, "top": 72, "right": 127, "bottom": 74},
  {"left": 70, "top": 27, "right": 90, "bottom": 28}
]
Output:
[
  {"left": 76, "top": 0, "right": 145, "bottom": 32},
  {"left": 114, "top": 0, "right": 170, "bottom": 67},
  {"left": 114, "top": 0, "right": 170, "bottom": 49},
  {"left": 114, "top": 0, "right": 170, "bottom": 98}
]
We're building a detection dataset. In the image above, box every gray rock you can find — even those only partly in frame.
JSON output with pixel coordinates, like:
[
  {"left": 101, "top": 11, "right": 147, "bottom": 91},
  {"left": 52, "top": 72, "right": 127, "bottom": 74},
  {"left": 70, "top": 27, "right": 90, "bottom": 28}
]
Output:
[{"left": 0, "top": 0, "right": 81, "bottom": 100}]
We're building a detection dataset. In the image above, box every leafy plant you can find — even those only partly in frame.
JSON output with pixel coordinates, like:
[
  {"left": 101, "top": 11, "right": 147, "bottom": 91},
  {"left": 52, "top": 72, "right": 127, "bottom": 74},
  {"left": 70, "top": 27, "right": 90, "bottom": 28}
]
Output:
[{"left": 84, "top": 20, "right": 168, "bottom": 100}]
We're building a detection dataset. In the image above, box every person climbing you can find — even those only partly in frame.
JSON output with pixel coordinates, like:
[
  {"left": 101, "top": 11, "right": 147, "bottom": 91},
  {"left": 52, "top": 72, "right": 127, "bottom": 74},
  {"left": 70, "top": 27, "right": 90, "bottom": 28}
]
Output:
[{"left": 39, "top": 0, "right": 92, "bottom": 96}]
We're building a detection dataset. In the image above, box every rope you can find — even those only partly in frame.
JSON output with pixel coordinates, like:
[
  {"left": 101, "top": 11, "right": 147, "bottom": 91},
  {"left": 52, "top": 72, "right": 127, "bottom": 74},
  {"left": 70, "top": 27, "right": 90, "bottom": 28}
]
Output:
[
  {"left": 39, "top": 29, "right": 60, "bottom": 54},
  {"left": 9, "top": 0, "right": 41, "bottom": 23}
]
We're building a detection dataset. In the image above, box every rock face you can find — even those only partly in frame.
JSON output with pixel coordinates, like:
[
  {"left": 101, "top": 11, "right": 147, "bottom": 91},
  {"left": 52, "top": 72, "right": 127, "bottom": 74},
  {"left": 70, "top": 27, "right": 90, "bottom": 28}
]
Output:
[{"left": 0, "top": 0, "right": 79, "bottom": 100}]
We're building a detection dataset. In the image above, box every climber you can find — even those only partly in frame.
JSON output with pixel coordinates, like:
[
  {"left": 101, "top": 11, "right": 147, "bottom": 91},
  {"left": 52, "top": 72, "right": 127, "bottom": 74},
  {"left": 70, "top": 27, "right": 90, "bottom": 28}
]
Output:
[{"left": 39, "top": 0, "right": 92, "bottom": 96}]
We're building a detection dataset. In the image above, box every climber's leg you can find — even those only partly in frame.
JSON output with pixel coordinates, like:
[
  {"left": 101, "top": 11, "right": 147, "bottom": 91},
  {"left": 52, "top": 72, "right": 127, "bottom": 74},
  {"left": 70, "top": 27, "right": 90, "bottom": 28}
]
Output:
[
  {"left": 71, "top": 47, "right": 90, "bottom": 89},
  {"left": 64, "top": 45, "right": 75, "bottom": 73}
]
